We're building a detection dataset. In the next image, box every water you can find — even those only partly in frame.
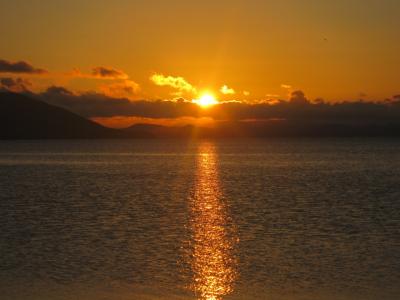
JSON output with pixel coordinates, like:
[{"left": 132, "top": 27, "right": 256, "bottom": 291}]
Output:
[{"left": 0, "top": 139, "right": 399, "bottom": 300}]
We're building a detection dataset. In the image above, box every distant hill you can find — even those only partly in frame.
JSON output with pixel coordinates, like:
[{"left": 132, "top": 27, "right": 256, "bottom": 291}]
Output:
[
  {"left": 0, "top": 92, "right": 123, "bottom": 139},
  {"left": 125, "top": 120, "right": 400, "bottom": 138}
]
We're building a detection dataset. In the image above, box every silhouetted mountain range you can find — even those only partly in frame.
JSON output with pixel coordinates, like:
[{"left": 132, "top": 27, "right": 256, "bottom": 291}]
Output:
[
  {"left": 0, "top": 92, "right": 123, "bottom": 139},
  {"left": 1, "top": 92, "right": 400, "bottom": 139},
  {"left": 126, "top": 120, "right": 400, "bottom": 138}
]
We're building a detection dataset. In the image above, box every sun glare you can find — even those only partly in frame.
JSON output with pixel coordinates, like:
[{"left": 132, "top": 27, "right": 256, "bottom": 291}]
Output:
[{"left": 195, "top": 93, "right": 218, "bottom": 108}]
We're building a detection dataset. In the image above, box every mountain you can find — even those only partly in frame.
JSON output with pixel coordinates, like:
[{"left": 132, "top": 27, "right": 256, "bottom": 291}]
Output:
[
  {"left": 124, "top": 120, "right": 400, "bottom": 138},
  {"left": 0, "top": 92, "right": 123, "bottom": 139}
]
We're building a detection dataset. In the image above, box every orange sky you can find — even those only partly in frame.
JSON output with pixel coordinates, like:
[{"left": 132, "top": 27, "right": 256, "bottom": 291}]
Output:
[
  {"left": 1, "top": 1, "right": 400, "bottom": 101},
  {"left": 1, "top": 1, "right": 400, "bottom": 128}
]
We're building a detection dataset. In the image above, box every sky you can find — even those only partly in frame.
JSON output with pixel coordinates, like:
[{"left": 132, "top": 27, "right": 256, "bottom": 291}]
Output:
[{"left": 1, "top": 0, "right": 400, "bottom": 126}]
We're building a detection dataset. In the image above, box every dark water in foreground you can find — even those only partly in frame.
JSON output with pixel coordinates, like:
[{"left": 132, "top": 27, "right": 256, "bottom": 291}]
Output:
[{"left": 0, "top": 139, "right": 399, "bottom": 300}]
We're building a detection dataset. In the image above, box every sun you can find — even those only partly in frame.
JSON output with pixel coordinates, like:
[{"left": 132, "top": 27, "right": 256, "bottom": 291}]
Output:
[{"left": 194, "top": 93, "right": 218, "bottom": 108}]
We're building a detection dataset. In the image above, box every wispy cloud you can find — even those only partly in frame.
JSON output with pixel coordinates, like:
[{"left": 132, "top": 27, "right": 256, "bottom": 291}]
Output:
[
  {"left": 150, "top": 74, "right": 197, "bottom": 95},
  {"left": 281, "top": 84, "right": 293, "bottom": 98},
  {"left": 67, "top": 67, "right": 129, "bottom": 80},
  {"left": 280, "top": 84, "right": 292, "bottom": 90},
  {"left": 64, "top": 66, "right": 139, "bottom": 99},
  {"left": 100, "top": 80, "right": 140, "bottom": 99},
  {"left": 265, "top": 94, "right": 280, "bottom": 98},
  {"left": 0, "top": 59, "right": 47, "bottom": 74},
  {"left": 220, "top": 85, "right": 235, "bottom": 95},
  {"left": 92, "top": 67, "right": 129, "bottom": 80}
]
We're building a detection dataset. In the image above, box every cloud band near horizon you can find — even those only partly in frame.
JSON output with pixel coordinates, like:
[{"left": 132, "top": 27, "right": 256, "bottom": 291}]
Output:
[{"left": 15, "top": 86, "right": 400, "bottom": 126}]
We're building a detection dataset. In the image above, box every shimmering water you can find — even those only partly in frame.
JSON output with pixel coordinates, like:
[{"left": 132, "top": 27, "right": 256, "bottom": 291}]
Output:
[{"left": 0, "top": 139, "right": 399, "bottom": 300}]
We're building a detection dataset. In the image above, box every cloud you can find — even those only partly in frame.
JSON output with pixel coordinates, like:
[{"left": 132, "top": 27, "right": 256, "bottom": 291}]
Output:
[
  {"left": 92, "top": 66, "right": 129, "bottom": 80},
  {"left": 0, "top": 77, "right": 32, "bottom": 92},
  {"left": 220, "top": 85, "right": 235, "bottom": 95},
  {"left": 281, "top": 84, "right": 294, "bottom": 98},
  {"left": 28, "top": 87, "right": 400, "bottom": 129},
  {"left": 281, "top": 84, "right": 292, "bottom": 90},
  {"left": 150, "top": 74, "right": 197, "bottom": 94},
  {"left": 0, "top": 59, "right": 47, "bottom": 74},
  {"left": 100, "top": 80, "right": 140, "bottom": 99},
  {"left": 66, "top": 67, "right": 129, "bottom": 80},
  {"left": 38, "top": 86, "right": 200, "bottom": 118},
  {"left": 63, "top": 66, "right": 139, "bottom": 99},
  {"left": 4, "top": 80, "right": 400, "bottom": 132},
  {"left": 243, "top": 91, "right": 250, "bottom": 96},
  {"left": 265, "top": 94, "right": 280, "bottom": 98},
  {"left": 45, "top": 85, "right": 75, "bottom": 96},
  {"left": 289, "top": 90, "right": 309, "bottom": 105}
]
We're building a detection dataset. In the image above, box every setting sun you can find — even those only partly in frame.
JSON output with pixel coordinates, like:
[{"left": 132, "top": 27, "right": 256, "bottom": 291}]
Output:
[{"left": 195, "top": 93, "right": 218, "bottom": 108}]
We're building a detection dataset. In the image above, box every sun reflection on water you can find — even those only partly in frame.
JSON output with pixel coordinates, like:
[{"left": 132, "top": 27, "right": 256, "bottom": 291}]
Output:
[{"left": 189, "top": 142, "right": 237, "bottom": 300}]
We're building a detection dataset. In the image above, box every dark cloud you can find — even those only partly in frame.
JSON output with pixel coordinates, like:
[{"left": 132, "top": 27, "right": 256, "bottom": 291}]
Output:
[
  {"left": 25, "top": 87, "right": 400, "bottom": 126},
  {"left": 0, "top": 77, "right": 32, "bottom": 92},
  {"left": 39, "top": 86, "right": 199, "bottom": 118},
  {"left": 0, "top": 59, "right": 47, "bottom": 74},
  {"left": 92, "top": 67, "right": 128, "bottom": 79},
  {"left": 45, "top": 86, "right": 74, "bottom": 96},
  {"left": 289, "top": 90, "right": 309, "bottom": 105},
  {"left": 100, "top": 80, "right": 140, "bottom": 98},
  {"left": 393, "top": 95, "right": 400, "bottom": 102}
]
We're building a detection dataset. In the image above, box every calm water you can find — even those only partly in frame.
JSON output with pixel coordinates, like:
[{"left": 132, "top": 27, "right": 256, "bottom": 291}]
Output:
[{"left": 0, "top": 139, "right": 399, "bottom": 300}]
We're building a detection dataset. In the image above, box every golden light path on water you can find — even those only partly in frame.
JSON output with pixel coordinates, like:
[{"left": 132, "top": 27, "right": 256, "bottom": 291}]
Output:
[{"left": 189, "top": 142, "right": 237, "bottom": 300}]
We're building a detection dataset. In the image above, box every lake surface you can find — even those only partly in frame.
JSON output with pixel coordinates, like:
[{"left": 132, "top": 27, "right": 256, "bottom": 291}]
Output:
[{"left": 0, "top": 139, "right": 399, "bottom": 300}]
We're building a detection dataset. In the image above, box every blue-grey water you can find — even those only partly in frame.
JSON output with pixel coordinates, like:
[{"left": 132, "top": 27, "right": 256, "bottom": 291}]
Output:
[{"left": 0, "top": 139, "right": 399, "bottom": 300}]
